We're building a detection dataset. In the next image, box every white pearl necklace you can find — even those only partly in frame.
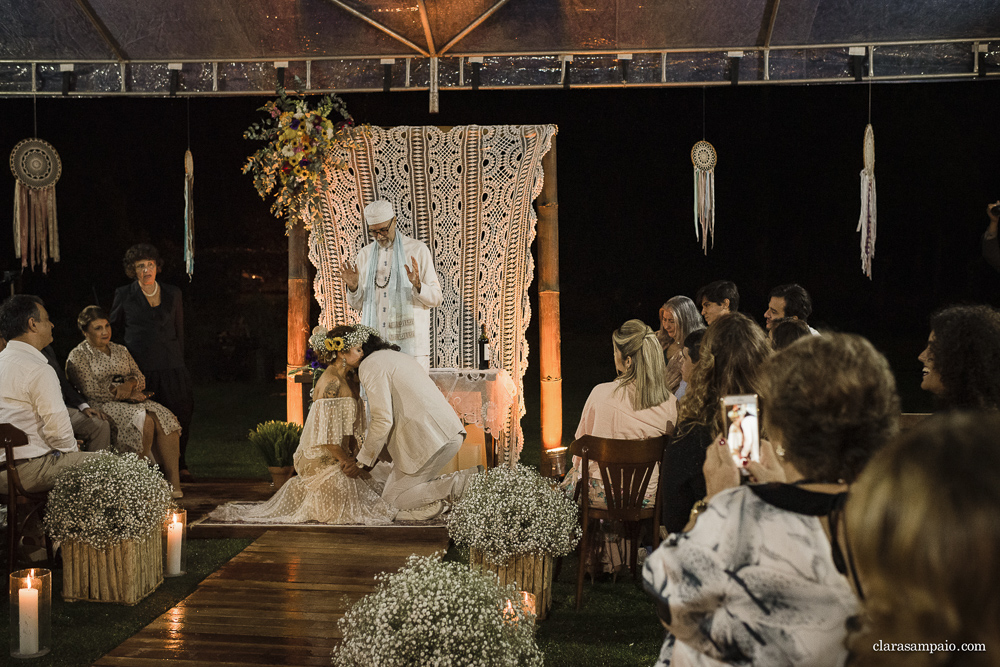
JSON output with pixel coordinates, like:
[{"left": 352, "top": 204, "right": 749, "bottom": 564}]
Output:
[{"left": 140, "top": 281, "right": 160, "bottom": 298}]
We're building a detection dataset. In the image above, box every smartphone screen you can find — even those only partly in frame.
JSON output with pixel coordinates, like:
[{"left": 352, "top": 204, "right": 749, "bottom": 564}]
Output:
[{"left": 720, "top": 394, "right": 760, "bottom": 470}]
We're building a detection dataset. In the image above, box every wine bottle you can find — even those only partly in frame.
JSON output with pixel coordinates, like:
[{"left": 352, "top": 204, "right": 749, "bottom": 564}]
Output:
[{"left": 478, "top": 324, "right": 490, "bottom": 370}]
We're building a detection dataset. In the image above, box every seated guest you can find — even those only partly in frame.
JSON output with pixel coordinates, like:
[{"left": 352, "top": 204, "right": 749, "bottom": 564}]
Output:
[
  {"left": 675, "top": 329, "right": 705, "bottom": 399},
  {"left": 0, "top": 336, "right": 110, "bottom": 452},
  {"left": 918, "top": 304, "right": 1000, "bottom": 410},
  {"left": 645, "top": 334, "right": 900, "bottom": 667},
  {"left": 847, "top": 412, "right": 1000, "bottom": 667},
  {"left": 563, "top": 319, "right": 677, "bottom": 572},
  {"left": 66, "top": 306, "right": 183, "bottom": 497},
  {"left": 769, "top": 317, "right": 812, "bottom": 350},
  {"left": 764, "top": 283, "right": 817, "bottom": 333},
  {"left": 0, "top": 295, "right": 94, "bottom": 493},
  {"left": 660, "top": 313, "right": 770, "bottom": 534},
  {"left": 657, "top": 296, "right": 705, "bottom": 394},
  {"left": 694, "top": 280, "right": 739, "bottom": 326}
]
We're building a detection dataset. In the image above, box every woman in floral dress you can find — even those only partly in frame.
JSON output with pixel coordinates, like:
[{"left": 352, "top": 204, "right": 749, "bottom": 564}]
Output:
[{"left": 66, "top": 305, "right": 182, "bottom": 497}]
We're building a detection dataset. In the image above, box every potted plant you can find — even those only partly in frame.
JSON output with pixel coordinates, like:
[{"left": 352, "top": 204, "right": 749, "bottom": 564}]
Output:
[
  {"left": 448, "top": 464, "right": 581, "bottom": 620},
  {"left": 332, "top": 553, "right": 543, "bottom": 666},
  {"left": 44, "top": 452, "right": 172, "bottom": 604},
  {"left": 248, "top": 420, "right": 303, "bottom": 489}
]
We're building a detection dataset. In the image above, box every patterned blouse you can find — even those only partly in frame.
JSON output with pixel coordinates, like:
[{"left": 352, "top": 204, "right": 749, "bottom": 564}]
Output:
[
  {"left": 643, "top": 484, "right": 858, "bottom": 667},
  {"left": 66, "top": 340, "right": 181, "bottom": 454}
]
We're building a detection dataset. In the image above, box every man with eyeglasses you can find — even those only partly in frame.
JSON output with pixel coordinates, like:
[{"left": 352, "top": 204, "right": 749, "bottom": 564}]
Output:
[{"left": 341, "top": 200, "right": 442, "bottom": 371}]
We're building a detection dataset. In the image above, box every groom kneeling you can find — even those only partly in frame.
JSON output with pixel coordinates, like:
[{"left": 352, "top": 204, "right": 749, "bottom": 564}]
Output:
[{"left": 343, "top": 329, "right": 478, "bottom": 520}]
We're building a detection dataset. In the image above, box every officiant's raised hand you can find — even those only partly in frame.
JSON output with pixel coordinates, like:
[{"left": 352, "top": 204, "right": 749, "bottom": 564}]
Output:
[
  {"left": 341, "top": 260, "right": 360, "bottom": 291},
  {"left": 404, "top": 256, "right": 421, "bottom": 292}
]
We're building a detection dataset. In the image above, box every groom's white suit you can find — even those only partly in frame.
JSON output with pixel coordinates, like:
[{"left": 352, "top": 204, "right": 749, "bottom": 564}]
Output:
[{"left": 356, "top": 349, "right": 475, "bottom": 510}]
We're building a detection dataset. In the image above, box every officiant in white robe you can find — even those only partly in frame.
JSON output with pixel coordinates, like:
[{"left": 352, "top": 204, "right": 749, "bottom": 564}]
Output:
[
  {"left": 349, "top": 343, "right": 478, "bottom": 518},
  {"left": 342, "top": 200, "right": 442, "bottom": 372}
]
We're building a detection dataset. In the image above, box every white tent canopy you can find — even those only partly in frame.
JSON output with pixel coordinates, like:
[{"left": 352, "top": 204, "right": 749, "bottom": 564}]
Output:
[{"left": 2, "top": 0, "right": 999, "bottom": 100}]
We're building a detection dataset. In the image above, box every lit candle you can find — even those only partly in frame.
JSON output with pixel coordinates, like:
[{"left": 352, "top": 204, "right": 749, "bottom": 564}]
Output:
[
  {"left": 166, "top": 516, "right": 183, "bottom": 575},
  {"left": 520, "top": 591, "right": 537, "bottom": 618},
  {"left": 19, "top": 573, "right": 39, "bottom": 655}
]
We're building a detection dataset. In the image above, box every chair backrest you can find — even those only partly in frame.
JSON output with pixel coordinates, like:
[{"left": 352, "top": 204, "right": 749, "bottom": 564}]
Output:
[
  {"left": 1, "top": 423, "right": 34, "bottom": 499},
  {"left": 568, "top": 434, "right": 666, "bottom": 518}
]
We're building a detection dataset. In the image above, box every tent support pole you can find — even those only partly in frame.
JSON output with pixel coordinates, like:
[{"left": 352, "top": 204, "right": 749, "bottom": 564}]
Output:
[
  {"left": 287, "top": 219, "right": 308, "bottom": 424},
  {"left": 537, "top": 137, "right": 562, "bottom": 458}
]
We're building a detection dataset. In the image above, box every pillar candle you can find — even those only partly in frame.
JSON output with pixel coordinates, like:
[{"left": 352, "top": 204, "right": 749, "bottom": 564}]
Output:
[
  {"left": 18, "top": 575, "right": 39, "bottom": 655},
  {"left": 166, "top": 519, "right": 183, "bottom": 575}
]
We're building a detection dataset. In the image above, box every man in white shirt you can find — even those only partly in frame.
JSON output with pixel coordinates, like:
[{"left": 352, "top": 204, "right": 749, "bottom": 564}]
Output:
[
  {"left": 341, "top": 200, "right": 443, "bottom": 372},
  {"left": 0, "top": 295, "right": 93, "bottom": 493},
  {"left": 343, "top": 332, "right": 479, "bottom": 520}
]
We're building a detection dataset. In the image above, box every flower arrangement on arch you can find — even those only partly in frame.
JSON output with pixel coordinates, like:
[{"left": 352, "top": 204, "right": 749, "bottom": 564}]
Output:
[
  {"left": 242, "top": 80, "right": 362, "bottom": 229},
  {"left": 332, "top": 553, "right": 543, "bottom": 667},
  {"left": 448, "top": 464, "right": 581, "bottom": 563},
  {"left": 43, "top": 452, "right": 173, "bottom": 550}
]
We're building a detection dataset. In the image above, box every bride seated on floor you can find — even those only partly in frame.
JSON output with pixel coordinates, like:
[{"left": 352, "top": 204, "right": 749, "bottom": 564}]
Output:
[{"left": 210, "top": 324, "right": 398, "bottom": 525}]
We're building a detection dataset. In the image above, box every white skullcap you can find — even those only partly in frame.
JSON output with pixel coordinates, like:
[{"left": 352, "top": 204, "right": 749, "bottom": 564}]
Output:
[{"left": 364, "top": 200, "right": 395, "bottom": 226}]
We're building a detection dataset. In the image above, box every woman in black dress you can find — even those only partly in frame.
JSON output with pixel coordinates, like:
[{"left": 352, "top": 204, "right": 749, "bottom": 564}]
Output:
[
  {"left": 659, "top": 312, "right": 771, "bottom": 534},
  {"left": 110, "top": 243, "right": 195, "bottom": 480}
]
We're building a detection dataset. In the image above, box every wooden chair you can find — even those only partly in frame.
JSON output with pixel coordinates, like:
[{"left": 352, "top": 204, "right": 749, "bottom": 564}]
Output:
[
  {"left": 568, "top": 434, "right": 666, "bottom": 609},
  {"left": 2, "top": 423, "right": 53, "bottom": 575}
]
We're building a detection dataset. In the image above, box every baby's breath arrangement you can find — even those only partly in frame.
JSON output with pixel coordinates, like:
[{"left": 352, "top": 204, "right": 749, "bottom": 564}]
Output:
[
  {"left": 332, "top": 553, "right": 543, "bottom": 667},
  {"left": 248, "top": 420, "right": 303, "bottom": 468},
  {"left": 44, "top": 452, "right": 172, "bottom": 550},
  {"left": 448, "top": 464, "right": 581, "bottom": 562}
]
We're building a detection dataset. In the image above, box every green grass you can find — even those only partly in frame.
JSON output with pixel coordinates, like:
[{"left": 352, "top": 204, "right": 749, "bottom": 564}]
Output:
[{"left": 186, "top": 380, "right": 288, "bottom": 478}]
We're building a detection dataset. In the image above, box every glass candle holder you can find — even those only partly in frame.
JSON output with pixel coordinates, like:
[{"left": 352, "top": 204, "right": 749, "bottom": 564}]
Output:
[
  {"left": 162, "top": 508, "right": 187, "bottom": 577},
  {"left": 520, "top": 591, "right": 537, "bottom": 620},
  {"left": 9, "top": 568, "right": 51, "bottom": 659}
]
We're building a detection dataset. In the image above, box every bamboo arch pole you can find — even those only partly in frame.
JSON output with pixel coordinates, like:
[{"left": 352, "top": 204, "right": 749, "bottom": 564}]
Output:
[
  {"left": 537, "top": 137, "right": 563, "bottom": 454},
  {"left": 287, "top": 218, "right": 309, "bottom": 424}
]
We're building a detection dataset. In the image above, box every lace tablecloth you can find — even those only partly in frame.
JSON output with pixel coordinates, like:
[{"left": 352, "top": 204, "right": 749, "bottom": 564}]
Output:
[{"left": 429, "top": 368, "right": 519, "bottom": 466}]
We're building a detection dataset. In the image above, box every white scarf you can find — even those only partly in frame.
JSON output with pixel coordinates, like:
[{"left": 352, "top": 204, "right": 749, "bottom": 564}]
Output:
[{"left": 361, "top": 231, "right": 415, "bottom": 356}]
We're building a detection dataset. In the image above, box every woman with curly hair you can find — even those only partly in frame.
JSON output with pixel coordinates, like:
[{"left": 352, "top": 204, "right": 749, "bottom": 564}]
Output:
[
  {"left": 659, "top": 312, "right": 771, "bottom": 534},
  {"left": 645, "top": 334, "right": 900, "bottom": 667},
  {"left": 210, "top": 325, "right": 398, "bottom": 525},
  {"left": 110, "top": 244, "right": 195, "bottom": 480},
  {"left": 657, "top": 296, "right": 705, "bottom": 393},
  {"left": 847, "top": 412, "right": 1000, "bottom": 667},
  {"left": 919, "top": 304, "right": 1000, "bottom": 410}
]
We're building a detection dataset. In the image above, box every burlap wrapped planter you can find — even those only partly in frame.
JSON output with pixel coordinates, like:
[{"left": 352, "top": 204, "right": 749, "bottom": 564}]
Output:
[
  {"left": 470, "top": 548, "right": 554, "bottom": 620},
  {"left": 62, "top": 530, "right": 163, "bottom": 605}
]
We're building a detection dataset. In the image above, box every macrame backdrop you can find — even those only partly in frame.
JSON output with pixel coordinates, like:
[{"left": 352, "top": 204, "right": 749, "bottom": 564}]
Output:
[{"left": 309, "top": 125, "right": 557, "bottom": 461}]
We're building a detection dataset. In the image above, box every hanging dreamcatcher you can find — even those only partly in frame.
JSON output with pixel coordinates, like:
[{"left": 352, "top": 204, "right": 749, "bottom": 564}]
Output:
[
  {"left": 184, "top": 149, "right": 195, "bottom": 279},
  {"left": 691, "top": 140, "right": 717, "bottom": 255},
  {"left": 857, "top": 124, "right": 876, "bottom": 278},
  {"left": 10, "top": 138, "right": 61, "bottom": 273}
]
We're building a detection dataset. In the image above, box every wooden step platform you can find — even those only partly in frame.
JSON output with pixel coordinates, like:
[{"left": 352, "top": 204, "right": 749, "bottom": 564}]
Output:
[{"left": 94, "top": 527, "right": 449, "bottom": 666}]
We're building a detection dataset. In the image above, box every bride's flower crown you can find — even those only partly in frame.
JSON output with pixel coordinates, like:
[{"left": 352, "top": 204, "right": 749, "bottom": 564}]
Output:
[{"left": 308, "top": 324, "right": 379, "bottom": 356}]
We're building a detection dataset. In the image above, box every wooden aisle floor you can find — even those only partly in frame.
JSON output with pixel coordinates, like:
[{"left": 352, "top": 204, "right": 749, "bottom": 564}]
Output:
[{"left": 93, "top": 527, "right": 449, "bottom": 666}]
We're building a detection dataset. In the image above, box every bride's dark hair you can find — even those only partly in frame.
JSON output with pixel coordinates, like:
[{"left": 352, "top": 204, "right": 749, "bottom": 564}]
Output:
[{"left": 361, "top": 333, "right": 400, "bottom": 360}]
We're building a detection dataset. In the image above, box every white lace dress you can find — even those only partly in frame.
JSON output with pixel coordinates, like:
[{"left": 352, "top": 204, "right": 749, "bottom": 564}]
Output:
[{"left": 210, "top": 397, "right": 397, "bottom": 525}]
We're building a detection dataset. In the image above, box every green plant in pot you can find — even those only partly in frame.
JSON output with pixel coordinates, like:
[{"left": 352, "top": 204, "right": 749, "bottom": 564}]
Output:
[{"left": 248, "top": 420, "right": 303, "bottom": 489}]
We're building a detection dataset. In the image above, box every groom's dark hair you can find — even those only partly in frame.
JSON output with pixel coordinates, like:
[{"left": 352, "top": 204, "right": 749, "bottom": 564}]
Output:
[{"left": 361, "top": 333, "right": 401, "bottom": 361}]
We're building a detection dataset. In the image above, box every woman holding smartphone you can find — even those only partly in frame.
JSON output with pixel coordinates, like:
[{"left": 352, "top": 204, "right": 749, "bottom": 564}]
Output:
[{"left": 644, "top": 334, "right": 900, "bottom": 667}]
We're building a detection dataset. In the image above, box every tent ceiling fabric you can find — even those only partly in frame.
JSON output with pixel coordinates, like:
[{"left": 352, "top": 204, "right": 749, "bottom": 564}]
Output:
[{"left": 1, "top": 0, "right": 998, "bottom": 96}]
